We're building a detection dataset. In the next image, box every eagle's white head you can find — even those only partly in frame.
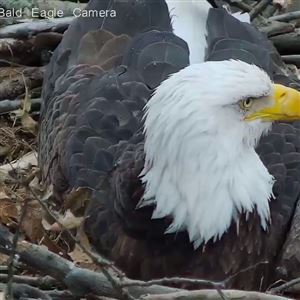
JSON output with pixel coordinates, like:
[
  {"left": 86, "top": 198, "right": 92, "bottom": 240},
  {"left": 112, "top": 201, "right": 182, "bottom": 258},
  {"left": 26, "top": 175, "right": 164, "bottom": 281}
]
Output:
[{"left": 140, "top": 60, "right": 300, "bottom": 247}]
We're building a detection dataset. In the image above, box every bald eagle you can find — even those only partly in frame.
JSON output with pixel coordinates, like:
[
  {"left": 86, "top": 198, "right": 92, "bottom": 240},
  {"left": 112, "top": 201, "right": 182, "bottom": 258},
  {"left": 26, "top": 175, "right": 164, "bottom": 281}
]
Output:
[{"left": 39, "top": 0, "right": 300, "bottom": 291}]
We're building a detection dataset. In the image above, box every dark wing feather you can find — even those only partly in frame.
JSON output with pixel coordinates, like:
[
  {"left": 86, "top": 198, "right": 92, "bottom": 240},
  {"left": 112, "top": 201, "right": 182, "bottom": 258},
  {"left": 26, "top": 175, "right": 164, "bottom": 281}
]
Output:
[
  {"left": 41, "top": 0, "right": 172, "bottom": 108},
  {"left": 123, "top": 31, "right": 189, "bottom": 89},
  {"left": 205, "top": 8, "right": 300, "bottom": 87},
  {"left": 77, "top": 30, "right": 130, "bottom": 69},
  {"left": 39, "top": 0, "right": 189, "bottom": 244}
]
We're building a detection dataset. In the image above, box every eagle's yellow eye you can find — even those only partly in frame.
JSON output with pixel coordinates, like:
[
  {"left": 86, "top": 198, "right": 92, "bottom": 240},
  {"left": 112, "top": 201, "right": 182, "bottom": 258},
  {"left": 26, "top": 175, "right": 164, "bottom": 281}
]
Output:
[{"left": 240, "top": 98, "right": 254, "bottom": 110}]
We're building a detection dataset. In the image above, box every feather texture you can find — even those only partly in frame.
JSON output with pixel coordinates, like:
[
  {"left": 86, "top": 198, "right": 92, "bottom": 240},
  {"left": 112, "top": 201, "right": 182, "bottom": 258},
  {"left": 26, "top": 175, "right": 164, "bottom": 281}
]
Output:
[{"left": 39, "top": 0, "right": 300, "bottom": 291}]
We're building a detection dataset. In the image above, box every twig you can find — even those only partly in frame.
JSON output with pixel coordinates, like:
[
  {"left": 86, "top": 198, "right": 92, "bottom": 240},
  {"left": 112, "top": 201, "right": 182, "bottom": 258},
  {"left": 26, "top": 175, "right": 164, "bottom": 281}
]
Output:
[
  {"left": 259, "top": 21, "right": 295, "bottom": 37},
  {"left": 121, "top": 278, "right": 227, "bottom": 300},
  {"left": 0, "top": 59, "right": 23, "bottom": 68},
  {"left": 250, "top": 0, "right": 272, "bottom": 20},
  {"left": 46, "top": 289, "right": 81, "bottom": 300},
  {"left": 0, "top": 274, "right": 58, "bottom": 289},
  {"left": 221, "top": 0, "right": 251, "bottom": 12},
  {"left": 1, "top": 179, "right": 228, "bottom": 300},
  {"left": 1, "top": 282, "right": 52, "bottom": 300},
  {"left": 264, "top": 5, "right": 278, "bottom": 18},
  {"left": 5, "top": 197, "right": 29, "bottom": 299},
  {"left": 26, "top": 186, "right": 133, "bottom": 300},
  {"left": 0, "top": 226, "right": 179, "bottom": 297},
  {"left": 270, "top": 28, "right": 300, "bottom": 54},
  {"left": 268, "top": 277, "right": 300, "bottom": 294},
  {"left": 269, "top": 11, "right": 300, "bottom": 22},
  {"left": 0, "top": 267, "right": 8, "bottom": 273},
  {"left": 0, "top": 98, "right": 41, "bottom": 115},
  {"left": 29, "top": 186, "right": 118, "bottom": 272},
  {"left": 223, "top": 261, "right": 269, "bottom": 286},
  {"left": 0, "top": 225, "right": 294, "bottom": 300},
  {"left": 281, "top": 55, "right": 300, "bottom": 67},
  {"left": 121, "top": 277, "right": 223, "bottom": 288},
  {"left": 0, "top": 17, "right": 73, "bottom": 39},
  {"left": 0, "top": 66, "right": 44, "bottom": 101},
  {"left": 141, "top": 289, "right": 293, "bottom": 300},
  {"left": 0, "top": 38, "right": 37, "bottom": 67}
]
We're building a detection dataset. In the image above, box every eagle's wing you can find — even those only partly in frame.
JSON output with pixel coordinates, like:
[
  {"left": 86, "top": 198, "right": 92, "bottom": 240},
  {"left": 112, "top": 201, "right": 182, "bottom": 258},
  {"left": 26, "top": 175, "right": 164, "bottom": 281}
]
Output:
[
  {"left": 205, "top": 8, "right": 300, "bottom": 87},
  {"left": 39, "top": 0, "right": 189, "bottom": 253},
  {"left": 41, "top": 0, "right": 173, "bottom": 106}
]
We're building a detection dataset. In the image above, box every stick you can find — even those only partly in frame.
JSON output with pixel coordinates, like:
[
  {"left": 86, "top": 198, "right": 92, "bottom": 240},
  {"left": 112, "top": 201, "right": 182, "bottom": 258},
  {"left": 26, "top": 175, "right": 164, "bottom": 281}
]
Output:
[
  {"left": 250, "top": 0, "right": 271, "bottom": 20},
  {"left": 0, "top": 274, "right": 57, "bottom": 289},
  {"left": 0, "top": 34, "right": 62, "bottom": 66},
  {"left": 0, "top": 17, "right": 73, "bottom": 39},
  {"left": 281, "top": 55, "right": 300, "bottom": 67},
  {"left": 268, "top": 277, "right": 300, "bottom": 294},
  {"left": 0, "top": 225, "right": 179, "bottom": 297},
  {"left": 259, "top": 21, "right": 295, "bottom": 37},
  {"left": 5, "top": 196, "right": 29, "bottom": 299},
  {"left": 0, "top": 39, "right": 35, "bottom": 66},
  {"left": 270, "top": 29, "right": 300, "bottom": 55},
  {"left": 142, "top": 289, "right": 293, "bottom": 300},
  {"left": 0, "top": 224, "right": 294, "bottom": 299},
  {"left": 0, "top": 98, "right": 41, "bottom": 114},
  {"left": 3, "top": 282, "right": 52, "bottom": 300},
  {"left": 221, "top": 0, "right": 251, "bottom": 12},
  {"left": 269, "top": 11, "right": 300, "bottom": 22},
  {"left": 0, "top": 67, "right": 44, "bottom": 101}
]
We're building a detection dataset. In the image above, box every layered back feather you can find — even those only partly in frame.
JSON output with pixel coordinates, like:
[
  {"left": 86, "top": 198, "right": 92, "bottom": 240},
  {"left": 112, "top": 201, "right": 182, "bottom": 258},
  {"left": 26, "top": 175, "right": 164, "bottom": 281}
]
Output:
[
  {"left": 38, "top": 0, "right": 190, "bottom": 251},
  {"left": 205, "top": 8, "right": 300, "bottom": 87}
]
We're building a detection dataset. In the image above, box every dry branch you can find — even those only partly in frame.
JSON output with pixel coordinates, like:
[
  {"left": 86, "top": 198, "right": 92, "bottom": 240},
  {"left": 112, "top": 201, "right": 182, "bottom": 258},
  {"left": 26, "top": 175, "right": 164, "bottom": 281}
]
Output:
[
  {"left": 0, "top": 67, "right": 44, "bottom": 100},
  {"left": 221, "top": 0, "right": 251, "bottom": 12},
  {"left": 270, "top": 28, "right": 300, "bottom": 54},
  {"left": 0, "top": 39, "right": 37, "bottom": 66},
  {"left": 0, "top": 33, "right": 62, "bottom": 66},
  {"left": 6, "top": 195, "right": 30, "bottom": 298},
  {"left": 142, "top": 289, "right": 293, "bottom": 300},
  {"left": 259, "top": 20, "right": 295, "bottom": 37},
  {"left": 0, "top": 98, "right": 41, "bottom": 114},
  {"left": 269, "top": 10, "right": 300, "bottom": 22},
  {"left": 269, "top": 277, "right": 300, "bottom": 295},
  {"left": 281, "top": 54, "right": 300, "bottom": 67},
  {"left": 0, "top": 226, "right": 179, "bottom": 298},
  {"left": 0, "top": 151, "right": 37, "bottom": 178},
  {"left": 0, "top": 223, "right": 294, "bottom": 300},
  {"left": 0, "top": 17, "right": 73, "bottom": 39},
  {"left": 264, "top": 5, "right": 279, "bottom": 18},
  {"left": 0, "top": 274, "right": 57, "bottom": 289},
  {"left": 5, "top": 282, "right": 52, "bottom": 300},
  {"left": 250, "top": 0, "right": 270, "bottom": 20}
]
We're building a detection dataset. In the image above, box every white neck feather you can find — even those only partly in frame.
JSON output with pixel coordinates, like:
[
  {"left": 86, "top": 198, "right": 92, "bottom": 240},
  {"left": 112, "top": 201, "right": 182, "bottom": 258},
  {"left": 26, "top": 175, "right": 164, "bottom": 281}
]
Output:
[
  {"left": 165, "top": 0, "right": 211, "bottom": 64},
  {"left": 140, "top": 63, "right": 275, "bottom": 247}
]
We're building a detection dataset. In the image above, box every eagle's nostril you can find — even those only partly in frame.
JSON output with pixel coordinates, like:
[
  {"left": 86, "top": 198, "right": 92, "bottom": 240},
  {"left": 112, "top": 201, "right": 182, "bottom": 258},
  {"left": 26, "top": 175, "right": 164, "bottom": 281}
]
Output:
[{"left": 281, "top": 92, "right": 287, "bottom": 98}]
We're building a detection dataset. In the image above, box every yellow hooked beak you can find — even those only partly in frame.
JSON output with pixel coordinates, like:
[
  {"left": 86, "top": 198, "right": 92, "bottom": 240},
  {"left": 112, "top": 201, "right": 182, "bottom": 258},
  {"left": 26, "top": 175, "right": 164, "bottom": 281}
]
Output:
[{"left": 246, "top": 84, "right": 300, "bottom": 121}]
